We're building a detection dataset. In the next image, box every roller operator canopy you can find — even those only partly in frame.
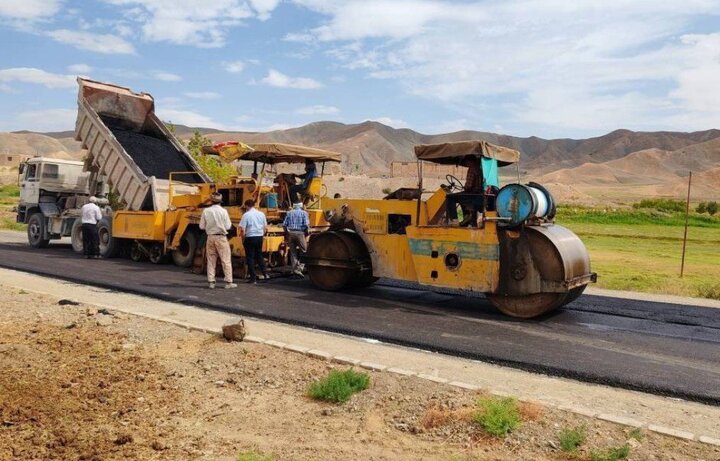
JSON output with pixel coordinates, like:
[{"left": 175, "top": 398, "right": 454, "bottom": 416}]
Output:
[{"left": 414, "top": 140, "right": 520, "bottom": 166}]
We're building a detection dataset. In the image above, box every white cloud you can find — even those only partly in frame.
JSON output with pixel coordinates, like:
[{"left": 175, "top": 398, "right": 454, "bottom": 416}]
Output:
[
  {"left": 159, "top": 109, "right": 228, "bottom": 129},
  {"left": 47, "top": 29, "right": 135, "bottom": 54},
  {"left": 67, "top": 64, "right": 93, "bottom": 74},
  {"left": 152, "top": 71, "right": 182, "bottom": 81},
  {"left": 184, "top": 91, "right": 222, "bottom": 99},
  {"left": 295, "top": 105, "right": 339, "bottom": 115},
  {"left": 101, "top": 0, "right": 272, "bottom": 48},
  {"left": 0, "top": 0, "right": 62, "bottom": 20},
  {"left": 0, "top": 108, "right": 76, "bottom": 132},
  {"left": 0, "top": 68, "right": 75, "bottom": 89},
  {"left": 222, "top": 61, "right": 246, "bottom": 73},
  {"left": 259, "top": 69, "right": 323, "bottom": 89},
  {"left": 290, "top": 0, "right": 720, "bottom": 136},
  {"left": 248, "top": 0, "right": 280, "bottom": 20},
  {"left": 371, "top": 117, "right": 409, "bottom": 129}
]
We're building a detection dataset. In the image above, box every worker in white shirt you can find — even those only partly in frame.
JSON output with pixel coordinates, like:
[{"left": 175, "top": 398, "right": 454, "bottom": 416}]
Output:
[
  {"left": 200, "top": 193, "right": 237, "bottom": 289},
  {"left": 80, "top": 196, "right": 102, "bottom": 259},
  {"left": 238, "top": 198, "right": 268, "bottom": 284}
]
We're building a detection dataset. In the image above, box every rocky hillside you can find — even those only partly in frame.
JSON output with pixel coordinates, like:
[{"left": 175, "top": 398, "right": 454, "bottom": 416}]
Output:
[{"left": 2, "top": 121, "right": 718, "bottom": 200}]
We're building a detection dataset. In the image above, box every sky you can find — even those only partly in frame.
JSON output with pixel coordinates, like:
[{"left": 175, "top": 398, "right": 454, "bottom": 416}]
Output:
[{"left": 0, "top": 0, "right": 719, "bottom": 139}]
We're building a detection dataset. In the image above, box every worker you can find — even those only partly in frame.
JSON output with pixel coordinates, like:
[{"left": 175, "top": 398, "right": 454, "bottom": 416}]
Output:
[
  {"left": 200, "top": 193, "right": 237, "bottom": 289},
  {"left": 80, "top": 196, "right": 102, "bottom": 259},
  {"left": 446, "top": 155, "right": 484, "bottom": 226},
  {"left": 283, "top": 202, "right": 310, "bottom": 277},
  {"left": 239, "top": 198, "right": 268, "bottom": 284},
  {"left": 290, "top": 159, "right": 317, "bottom": 203}
]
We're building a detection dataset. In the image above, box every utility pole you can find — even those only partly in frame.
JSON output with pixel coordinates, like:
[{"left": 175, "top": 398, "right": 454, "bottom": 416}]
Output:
[{"left": 680, "top": 171, "right": 692, "bottom": 278}]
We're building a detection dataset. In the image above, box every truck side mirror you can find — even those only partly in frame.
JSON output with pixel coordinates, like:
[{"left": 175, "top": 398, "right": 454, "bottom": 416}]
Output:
[{"left": 18, "top": 164, "right": 25, "bottom": 174}]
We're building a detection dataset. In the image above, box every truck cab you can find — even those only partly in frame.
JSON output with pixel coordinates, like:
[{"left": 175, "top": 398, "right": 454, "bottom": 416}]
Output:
[{"left": 17, "top": 157, "right": 100, "bottom": 247}]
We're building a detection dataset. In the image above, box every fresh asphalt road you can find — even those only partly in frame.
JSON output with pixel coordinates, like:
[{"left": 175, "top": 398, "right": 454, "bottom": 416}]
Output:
[{"left": 1, "top": 239, "right": 719, "bottom": 405}]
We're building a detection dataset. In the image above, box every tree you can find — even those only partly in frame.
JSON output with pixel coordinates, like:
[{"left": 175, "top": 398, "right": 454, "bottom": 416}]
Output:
[
  {"left": 185, "top": 129, "right": 236, "bottom": 183},
  {"left": 696, "top": 202, "right": 707, "bottom": 214},
  {"left": 707, "top": 201, "right": 718, "bottom": 216}
]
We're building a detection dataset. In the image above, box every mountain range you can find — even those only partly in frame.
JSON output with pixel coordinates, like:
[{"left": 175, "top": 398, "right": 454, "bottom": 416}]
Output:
[{"left": 2, "top": 121, "right": 719, "bottom": 201}]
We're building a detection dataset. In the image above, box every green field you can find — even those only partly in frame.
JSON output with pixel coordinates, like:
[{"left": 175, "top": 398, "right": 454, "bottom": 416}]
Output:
[
  {"left": 558, "top": 206, "right": 720, "bottom": 299},
  {"left": 0, "top": 184, "right": 24, "bottom": 231}
]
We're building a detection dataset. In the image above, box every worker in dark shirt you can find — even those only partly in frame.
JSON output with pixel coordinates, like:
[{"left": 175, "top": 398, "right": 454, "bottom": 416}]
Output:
[
  {"left": 446, "top": 155, "right": 484, "bottom": 226},
  {"left": 290, "top": 160, "right": 317, "bottom": 203}
]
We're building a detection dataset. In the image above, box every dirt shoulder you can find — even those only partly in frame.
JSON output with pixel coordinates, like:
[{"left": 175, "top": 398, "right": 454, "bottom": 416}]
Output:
[{"left": 1, "top": 287, "right": 718, "bottom": 460}]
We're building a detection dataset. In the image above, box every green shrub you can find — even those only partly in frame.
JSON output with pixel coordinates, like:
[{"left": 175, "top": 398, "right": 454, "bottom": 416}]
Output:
[
  {"left": 558, "top": 425, "right": 587, "bottom": 452},
  {"left": 472, "top": 396, "right": 521, "bottom": 437},
  {"left": 590, "top": 444, "right": 630, "bottom": 461},
  {"left": 237, "top": 452, "right": 274, "bottom": 461},
  {"left": 696, "top": 202, "right": 707, "bottom": 214},
  {"left": 708, "top": 201, "right": 719, "bottom": 216},
  {"left": 632, "top": 198, "right": 685, "bottom": 213},
  {"left": 382, "top": 187, "right": 393, "bottom": 194},
  {"left": 628, "top": 427, "right": 644, "bottom": 441},
  {"left": 308, "top": 369, "right": 370, "bottom": 403}
]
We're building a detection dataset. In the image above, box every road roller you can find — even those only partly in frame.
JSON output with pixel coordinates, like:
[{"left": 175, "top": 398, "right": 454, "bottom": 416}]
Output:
[{"left": 303, "top": 140, "right": 597, "bottom": 318}]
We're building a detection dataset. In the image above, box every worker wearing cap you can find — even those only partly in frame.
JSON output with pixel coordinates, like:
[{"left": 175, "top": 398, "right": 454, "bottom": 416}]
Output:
[
  {"left": 80, "top": 196, "right": 102, "bottom": 259},
  {"left": 200, "top": 193, "right": 236, "bottom": 289},
  {"left": 239, "top": 199, "right": 268, "bottom": 284},
  {"left": 283, "top": 202, "right": 310, "bottom": 277}
]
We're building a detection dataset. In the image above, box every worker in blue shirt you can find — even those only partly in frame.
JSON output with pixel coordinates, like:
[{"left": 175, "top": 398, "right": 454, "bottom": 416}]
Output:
[
  {"left": 290, "top": 160, "right": 317, "bottom": 203},
  {"left": 283, "top": 202, "right": 310, "bottom": 277}
]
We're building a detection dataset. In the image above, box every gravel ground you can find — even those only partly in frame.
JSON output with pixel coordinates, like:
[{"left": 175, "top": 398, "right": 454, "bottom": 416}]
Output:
[{"left": 1, "top": 287, "right": 718, "bottom": 461}]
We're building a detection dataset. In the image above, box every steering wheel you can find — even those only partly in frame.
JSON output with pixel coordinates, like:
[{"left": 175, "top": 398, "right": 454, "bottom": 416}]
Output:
[{"left": 445, "top": 174, "right": 464, "bottom": 192}]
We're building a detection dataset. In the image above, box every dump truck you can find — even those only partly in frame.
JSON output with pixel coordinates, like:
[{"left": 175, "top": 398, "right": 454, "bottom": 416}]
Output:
[
  {"left": 16, "top": 157, "right": 105, "bottom": 248},
  {"left": 304, "top": 140, "right": 597, "bottom": 318},
  {"left": 18, "top": 78, "right": 339, "bottom": 274}
]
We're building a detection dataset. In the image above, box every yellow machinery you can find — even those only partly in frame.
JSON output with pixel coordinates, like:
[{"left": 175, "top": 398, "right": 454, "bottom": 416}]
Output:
[
  {"left": 72, "top": 78, "right": 339, "bottom": 275},
  {"left": 304, "top": 140, "right": 597, "bottom": 318}
]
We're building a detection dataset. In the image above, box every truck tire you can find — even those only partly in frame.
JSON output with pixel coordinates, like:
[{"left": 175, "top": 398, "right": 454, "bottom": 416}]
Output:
[
  {"left": 98, "top": 217, "right": 121, "bottom": 258},
  {"left": 27, "top": 213, "right": 50, "bottom": 248},
  {"left": 172, "top": 230, "right": 198, "bottom": 268},
  {"left": 70, "top": 219, "right": 84, "bottom": 254}
]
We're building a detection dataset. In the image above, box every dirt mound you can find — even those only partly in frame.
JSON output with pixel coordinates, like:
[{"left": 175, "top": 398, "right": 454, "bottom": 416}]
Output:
[{"left": 0, "top": 319, "right": 185, "bottom": 460}]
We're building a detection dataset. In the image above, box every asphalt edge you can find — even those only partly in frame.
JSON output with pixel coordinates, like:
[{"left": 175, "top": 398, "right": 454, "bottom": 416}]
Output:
[{"left": 5, "top": 278, "right": 718, "bottom": 448}]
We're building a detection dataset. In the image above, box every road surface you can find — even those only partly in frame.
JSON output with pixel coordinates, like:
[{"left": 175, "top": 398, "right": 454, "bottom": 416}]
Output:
[{"left": 1, "top": 237, "right": 719, "bottom": 405}]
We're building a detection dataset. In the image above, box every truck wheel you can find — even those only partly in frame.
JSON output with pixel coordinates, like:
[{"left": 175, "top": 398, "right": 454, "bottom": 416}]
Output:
[
  {"left": 98, "top": 217, "right": 121, "bottom": 258},
  {"left": 149, "top": 243, "right": 167, "bottom": 264},
  {"left": 27, "top": 213, "right": 50, "bottom": 248},
  {"left": 70, "top": 219, "right": 84, "bottom": 254},
  {"left": 171, "top": 230, "right": 198, "bottom": 268}
]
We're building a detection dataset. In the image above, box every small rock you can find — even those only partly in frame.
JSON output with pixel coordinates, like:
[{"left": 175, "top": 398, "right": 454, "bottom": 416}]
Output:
[
  {"left": 214, "top": 380, "right": 226, "bottom": 387},
  {"left": 86, "top": 307, "right": 98, "bottom": 316},
  {"left": 150, "top": 441, "right": 167, "bottom": 451},
  {"left": 98, "top": 308, "right": 113, "bottom": 316},
  {"left": 222, "top": 321, "right": 246, "bottom": 342},
  {"left": 320, "top": 408, "right": 333, "bottom": 416},
  {"left": 58, "top": 299, "right": 80, "bottom": 306},
  {"left": 548, "top": 440, "right": 558, "bottom": 449},
  {"left": 114, "top": 434, "right": 133, "bottom": 445},
  {"left": 64, "top": 322, "right": 78, "bottom": 330},
  {"left": 135, "top": 374, "right": 145, "bottom": 382},
  {"left": 96, "top": 314, "right": 113, "bottom": 327},
  {"left": 121, "top": 343, "right": 136, "bottom": 350}
]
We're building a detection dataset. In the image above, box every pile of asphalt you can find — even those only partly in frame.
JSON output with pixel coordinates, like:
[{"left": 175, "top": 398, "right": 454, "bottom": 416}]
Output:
[{"left": 102, "top": 116, "right": 200, "bottom": 182}]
